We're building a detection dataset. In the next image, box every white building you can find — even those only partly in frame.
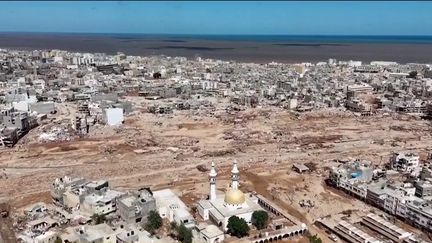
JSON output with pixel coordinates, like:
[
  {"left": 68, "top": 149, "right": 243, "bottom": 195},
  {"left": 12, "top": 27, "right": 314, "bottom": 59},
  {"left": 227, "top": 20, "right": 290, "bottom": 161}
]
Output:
[
  {"left": 288, "top": 98, "right": 298, "bottom": 110},
  {"left": 405, "top": 199, "right": 432, "bottom": 231},
  {"left": 382, "top": 186, "right": 416, "bottom": 217},
  {"left": 33, "top": 79, "right": 46, "bottom": 93},
  {"left": 66, "top": 224, "right": 117, "bottom": 243},
  {"left": 370, "top": 61, "right": 398, "bottom": 66},
  {"left": 53, "top": 56, "right": 63, "bottom": 63},
  {"left": 197, "top": 223, "right": 224, "bottom": 243},
  {"left": 328, "top": 58, "right": 337, "bottom": 66},
  {"left": 197, "top": 160, "right": 261, "bottom": 232},
  {"left": 102, "top": 108, "right": 124, "bottom": 126},
  {"left": 201, "top": 80, "right": 218, "bottom": 90},
  {"left": 348, "top": 60, "right": 362, "bottom": 67},
  {"left": 153, "top": 189, "right": 195, "bottom": 228},
  {"left": 116, "top": 224, "right": 176, "bottom": 243},
  {"left": 81, "top": 189, "right": 124, "bottom": 216},
  {"left": 12, "top": 100, "right": 30, "bottom": 112}
]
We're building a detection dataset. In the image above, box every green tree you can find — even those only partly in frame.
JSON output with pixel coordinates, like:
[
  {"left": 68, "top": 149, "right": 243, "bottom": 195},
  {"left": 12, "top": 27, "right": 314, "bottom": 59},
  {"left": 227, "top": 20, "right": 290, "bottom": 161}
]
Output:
[
  {"left": 145, "top": 210, "right": 163, "bottom": 234},
  {"left": 252, "top": 210, "right": 269, "bottom": 230},
  {"left": 90, "top": 213, "right": 106, "bottom": 225},
  {"left": 177, "top": 223, "right": 193, "bottom": 243},
  {"left": 170, "top": 221, "right": 178, "bottom": 231},
  {"left": 408, "top": 71, "right": 418, "bottom": 79},
  {"left": 54, "top": 237, "right": 62, "bottom": 243},
  {"left": 169, "top": 221, "right": 178, "bottom": 238},
  {"left": 308, "top": 234, "right": 323, "bottom": 243},
  {"left": 227, "top": 216, "right": 250, "bottom": 238}
]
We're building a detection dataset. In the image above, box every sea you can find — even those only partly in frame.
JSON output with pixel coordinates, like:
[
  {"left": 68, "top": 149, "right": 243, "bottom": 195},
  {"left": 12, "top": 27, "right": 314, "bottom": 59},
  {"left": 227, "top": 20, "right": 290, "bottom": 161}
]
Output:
[{"left": 1, "top": 33, "right": 432, "bottom": 64}]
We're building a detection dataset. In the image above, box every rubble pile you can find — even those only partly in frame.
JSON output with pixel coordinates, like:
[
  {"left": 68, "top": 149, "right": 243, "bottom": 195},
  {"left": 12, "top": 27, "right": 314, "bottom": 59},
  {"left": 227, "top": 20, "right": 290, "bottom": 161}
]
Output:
[
  {"left": 200, "top": 148, "right": 236, "bottom": 158},
  {"left": 224, "top": 128, "right": 273, "bottom": 149},
  {"left": 299, "top": 108, "right": 355, "bottom": 120},
  {"left": 38, "top": 125, "right": 76, "bottom": 143}
]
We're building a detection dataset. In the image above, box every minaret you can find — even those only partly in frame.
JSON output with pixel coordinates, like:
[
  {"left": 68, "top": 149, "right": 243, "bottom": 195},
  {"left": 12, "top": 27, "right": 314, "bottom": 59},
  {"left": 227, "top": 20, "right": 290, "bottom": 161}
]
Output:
[
  {"left": 231, "top": 160, "right": 240, "bottom": 190},
  {"left": 209, "top": 161, "right": 217, "bottom": 201}
]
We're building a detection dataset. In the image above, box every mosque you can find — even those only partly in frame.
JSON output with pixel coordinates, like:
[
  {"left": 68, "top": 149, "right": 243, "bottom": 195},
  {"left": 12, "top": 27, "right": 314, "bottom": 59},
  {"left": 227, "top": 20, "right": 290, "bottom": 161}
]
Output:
[{"left": 197, "top": 160, "right": 262, "bottom": 232}]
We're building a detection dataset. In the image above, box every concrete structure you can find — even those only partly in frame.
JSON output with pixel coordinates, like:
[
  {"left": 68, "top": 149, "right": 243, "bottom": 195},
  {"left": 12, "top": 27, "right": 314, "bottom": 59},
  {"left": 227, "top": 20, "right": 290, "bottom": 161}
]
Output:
[
  {"left": 328, "top": 160, "right": 432, "bottom": 233},
  {"left": 153, "top": 189, "right": 195, "bottom": 228},
  {"left": 2, "top": 108, "right": 30, "bottom": 132},
  {"left": 0, "top": 107, "right": 33, "bottom": 147},
  {"left": 75, "top": 223, "right": 116, "bottom": 243},
  {"left": 328, "top": 160, "right": 373, "bottom": 199},
  {"left": 248, "top": 225, "right": 307, "bottom": 243},
  {"left": 405, "top": 199, "right": 432, "bottom": 231},
  {"left": 115, "top": 225, "right": 139, "bottom": 243},
  {"left": 334, "top": 220, "right": 382, "bottom": 243},
  {"left": 114, "top": 224, "right": 175, "bottom": 243},
  {"left": 415, "top": 181, "right": 432, "bottom": 198},
  {"left": 12, "top": 101, "right": 30, "bottom": 112},
  {"left": 362, "top": 213, "right": 412, "bottom": 242},
  {"left": 255, "top": 194, "right": 302, "bottom": 226},
  {"left": 50, "top": 176, "right": 87, "bottom": 206},
  {"left": 29, "top": 102, "right": 56, "bottom": 115},
  {"left": 102, "top": 108, "right": 124, "bottom": 126},
  {"left": 116, "top": 188, "right": 156, "bottom": 224},
  {"left": 391, "top": 152, "right": 420, "bottom": 173},
  {"left": 33, "top": 230, "right": 58, "bottom": 243},
  {"left": 292, "top": 163, "right": 309, "bottom": 174},
  {"left": 81, "top": 181, "right": 124, "bottom": 216},
  {"left": 197, "top": 223, "right": 224, "bottom": 243},
  {"left": 27, "top": 217, "right": 58, "bottom": 233}
]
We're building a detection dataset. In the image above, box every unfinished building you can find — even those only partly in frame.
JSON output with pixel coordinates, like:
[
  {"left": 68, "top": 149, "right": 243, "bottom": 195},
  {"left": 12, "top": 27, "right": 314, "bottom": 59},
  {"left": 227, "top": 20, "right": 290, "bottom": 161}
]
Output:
[{"left": 116, "top": 188, "right": 156, "bottom": 224}]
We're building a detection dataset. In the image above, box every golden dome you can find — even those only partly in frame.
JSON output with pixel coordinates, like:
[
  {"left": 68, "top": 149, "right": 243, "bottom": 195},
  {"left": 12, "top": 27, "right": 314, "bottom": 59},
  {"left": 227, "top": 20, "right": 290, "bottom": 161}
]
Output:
[{"left": 224, "top": 188, "right": 245, "bottom": 205}]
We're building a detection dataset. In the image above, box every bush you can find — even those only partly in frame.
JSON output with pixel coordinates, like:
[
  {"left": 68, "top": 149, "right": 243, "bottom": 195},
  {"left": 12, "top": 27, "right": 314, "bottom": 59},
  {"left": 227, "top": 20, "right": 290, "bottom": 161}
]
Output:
[
  {"left": 170, "top": 221, "right": 178, "bottom": 231},
  {"left": 145, "top": 210, "right": 163, "bottom": 234},
  {"left": 169, "top": 221, "right": 178, "bottom": 238},
  {"left": 177, "top": 223, "right": 193, "bottom": 243},
  {"left": 309, "top": 234, "right": 323, "bottom": 243},
  {"left": 227, "top": 216, "right": 250, "bottom": 237},
  {"left": 252, "top": 210, "right": 269, "bottom": 230}
]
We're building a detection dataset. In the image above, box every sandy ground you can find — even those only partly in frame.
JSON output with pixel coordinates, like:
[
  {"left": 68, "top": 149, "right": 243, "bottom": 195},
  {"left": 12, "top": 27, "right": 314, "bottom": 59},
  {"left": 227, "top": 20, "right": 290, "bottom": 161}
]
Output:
[{"left": 1, "top": 103, "right": 431, "bottom": 241}]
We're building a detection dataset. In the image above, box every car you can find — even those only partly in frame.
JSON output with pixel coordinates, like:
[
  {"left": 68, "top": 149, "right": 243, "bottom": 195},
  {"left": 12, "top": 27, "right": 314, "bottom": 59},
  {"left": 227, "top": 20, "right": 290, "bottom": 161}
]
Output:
[{"left": 329, "top": 234, "right": 339, "bottom": 242}]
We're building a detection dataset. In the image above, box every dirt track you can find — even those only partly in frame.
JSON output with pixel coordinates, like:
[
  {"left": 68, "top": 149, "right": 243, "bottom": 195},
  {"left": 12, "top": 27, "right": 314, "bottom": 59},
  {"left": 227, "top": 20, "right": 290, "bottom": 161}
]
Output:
[{"left": 0, "top": 202, "right": 16, "bottom": 243}]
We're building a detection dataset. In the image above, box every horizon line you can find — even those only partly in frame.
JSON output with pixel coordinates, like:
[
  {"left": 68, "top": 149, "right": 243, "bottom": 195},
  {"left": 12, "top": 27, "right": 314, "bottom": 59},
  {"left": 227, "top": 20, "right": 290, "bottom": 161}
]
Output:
[{"left": 1, "top": 31, "right": 432, "bottom": 37}]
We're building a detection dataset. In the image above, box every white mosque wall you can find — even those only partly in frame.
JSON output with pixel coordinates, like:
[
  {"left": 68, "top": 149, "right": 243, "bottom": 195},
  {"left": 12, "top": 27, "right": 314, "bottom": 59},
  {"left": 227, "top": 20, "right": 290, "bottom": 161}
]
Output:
[{"left": 198, "top": 205, "right": 210, "bottom": 220}]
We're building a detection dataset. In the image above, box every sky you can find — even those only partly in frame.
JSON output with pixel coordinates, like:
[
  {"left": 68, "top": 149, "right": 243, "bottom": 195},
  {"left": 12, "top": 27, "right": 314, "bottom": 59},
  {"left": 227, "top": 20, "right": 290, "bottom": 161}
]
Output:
[{"left": 0, "top": 1, "right": 431, "bottom": 36}]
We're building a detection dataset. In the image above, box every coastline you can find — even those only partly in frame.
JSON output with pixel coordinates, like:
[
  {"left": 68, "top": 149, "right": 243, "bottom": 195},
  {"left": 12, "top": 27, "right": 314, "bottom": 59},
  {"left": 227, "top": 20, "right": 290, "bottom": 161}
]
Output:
[{"left": 1, "top": 33, "right": 432, "bottom": 63}]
